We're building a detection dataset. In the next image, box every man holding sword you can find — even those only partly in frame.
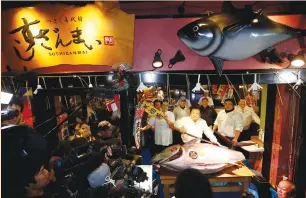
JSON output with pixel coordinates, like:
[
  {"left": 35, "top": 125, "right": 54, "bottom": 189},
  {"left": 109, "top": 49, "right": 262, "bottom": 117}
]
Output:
[{"left": 174, "top": 106, "right": 221, "bottom": 146}]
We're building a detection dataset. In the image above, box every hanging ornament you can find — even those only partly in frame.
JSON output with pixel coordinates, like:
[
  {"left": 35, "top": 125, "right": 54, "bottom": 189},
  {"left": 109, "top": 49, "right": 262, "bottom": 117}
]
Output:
[
  {"left": 137, "top": 74, "right": 148, "bottom": 92},
  {"left": 293, "top": 71, "right": 304, "bottom": 90},
  {"left": 248, "top": 74, "right": 263, "bottom": 99},
  {"left": 33, "top": 77, "right": 43, "bottom": 94},
  {"left": 192, "top": 74, "right": 206, "bottom": 92}
]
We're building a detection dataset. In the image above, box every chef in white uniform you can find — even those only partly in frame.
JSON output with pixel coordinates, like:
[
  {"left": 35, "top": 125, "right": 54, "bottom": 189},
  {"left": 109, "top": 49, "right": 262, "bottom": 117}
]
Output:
[
  {"left": 198, "top": 90, "right": 214, "bottom": 107},
  {"left": 173, "top": 96, "right": 190, "bottom": 121},
  {"left": 140, "top": 100, "right": 175, "bottom": 154},
  {"left": 213, "top": 99, "right": 244, "bottom": 144},
  {"left": 174, "top": 106, "right": 220, "bottom": 145},
  {"left": 235, "top": 99, "right": 261, "bottom": 141}
]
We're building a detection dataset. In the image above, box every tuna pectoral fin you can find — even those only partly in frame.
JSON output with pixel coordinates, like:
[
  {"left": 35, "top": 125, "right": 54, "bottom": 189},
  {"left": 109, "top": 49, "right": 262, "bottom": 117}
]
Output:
[
  {"left": 223, "top": 23, "right": 251, "bottom": 37},
  {"left": 259, "top": 47, "right": 283, "bottom": 64},
  {"left": 209, "top": 56, "right": 224, "bottom": 77}
]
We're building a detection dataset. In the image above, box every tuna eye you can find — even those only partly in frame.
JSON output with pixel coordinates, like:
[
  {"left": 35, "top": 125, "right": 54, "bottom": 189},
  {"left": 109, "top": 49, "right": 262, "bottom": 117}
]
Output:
[{"left": 193, "top": 26, "right": 199, "bottom": 32}]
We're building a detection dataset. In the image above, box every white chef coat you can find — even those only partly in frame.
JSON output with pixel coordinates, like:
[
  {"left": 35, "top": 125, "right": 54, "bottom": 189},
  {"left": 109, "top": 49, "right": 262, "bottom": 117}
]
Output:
[
  {"left": 214, "top": 110, "right": 244, "bottom": 137},
  {"left": 235, "top": 106, "right": 260, "bottom": 130},
  {"left": 174, "top": 116, "right": 218, "bottom": 143},
  {"left": 148, "top": 111, "right": 175, "bottom": 146},
  {"left": 173, "top": 106, "right": 190, "bottom": 121},
  {"left": 198, "top": 96, "right": 214, "bottom": 107}
]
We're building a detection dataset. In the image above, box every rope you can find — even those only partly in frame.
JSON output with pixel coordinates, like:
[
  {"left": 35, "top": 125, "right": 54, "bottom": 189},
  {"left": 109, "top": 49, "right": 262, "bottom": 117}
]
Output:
[
  {"left": 274, "top": 73, "right": 301, "bottom": 98},
  {"left": 206, "top": 74, "right": 212, "bottom": 97},
  {"left": 241, "top": 74, "right": 247, "bottom": 98},
  {"left": 224, "top": 75, "right": 241, "bottom": 105},
  {"left": 41, "top": 77, "right": 51, "bottom": 109},
  {"left": 186, "top": 74, "right": 190, "bottom": 99},
  {"left": 1, "top": 79, "right": 8, "bottom": 92},
  {"left": 59, "top": 77, "right": 69, "bottom": 108},
  {"left": 167, "top": 74, "right": 170, "bottom": 100},
  {"left": 10, "top": 77, "right": 16, "bottom": 93}
]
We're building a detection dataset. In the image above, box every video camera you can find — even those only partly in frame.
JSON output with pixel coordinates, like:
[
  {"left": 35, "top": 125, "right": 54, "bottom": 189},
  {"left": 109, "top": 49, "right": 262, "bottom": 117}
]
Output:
[{"left": 1, "top": 109, "right": 20, "bottom": 121}]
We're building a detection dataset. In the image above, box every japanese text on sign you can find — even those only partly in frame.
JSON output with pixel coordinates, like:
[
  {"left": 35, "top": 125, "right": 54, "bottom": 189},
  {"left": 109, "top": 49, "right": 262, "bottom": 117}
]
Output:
[
  {"left": 140, "top": 101, "right": 165, "bottom": 119},
  {"left": 9, "top": 18, "right": 114, "bottom": 61}
]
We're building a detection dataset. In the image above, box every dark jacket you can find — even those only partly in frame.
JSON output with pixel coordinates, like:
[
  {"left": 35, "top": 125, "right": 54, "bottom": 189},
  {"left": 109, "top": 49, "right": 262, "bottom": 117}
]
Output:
[{"left": 200, "top": 106, "right": 217, "bottom": 127}]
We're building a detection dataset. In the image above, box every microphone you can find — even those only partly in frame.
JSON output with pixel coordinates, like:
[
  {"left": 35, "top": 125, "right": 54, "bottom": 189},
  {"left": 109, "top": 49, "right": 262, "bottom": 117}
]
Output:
[{"left": 1, "top": 109, "right": 20, "bottom": 121}]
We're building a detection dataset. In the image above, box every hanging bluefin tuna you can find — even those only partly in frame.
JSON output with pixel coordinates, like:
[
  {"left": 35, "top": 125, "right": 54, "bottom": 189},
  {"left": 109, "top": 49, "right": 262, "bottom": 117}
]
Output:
[{"left": 177, "top": 1, "right": 306, "bottom": 76}]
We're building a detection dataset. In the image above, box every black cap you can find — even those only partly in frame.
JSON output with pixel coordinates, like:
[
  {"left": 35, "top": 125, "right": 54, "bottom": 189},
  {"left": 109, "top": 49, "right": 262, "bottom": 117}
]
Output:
[{"left": 224, "top": 98, "right": 235, "bottom": 104}]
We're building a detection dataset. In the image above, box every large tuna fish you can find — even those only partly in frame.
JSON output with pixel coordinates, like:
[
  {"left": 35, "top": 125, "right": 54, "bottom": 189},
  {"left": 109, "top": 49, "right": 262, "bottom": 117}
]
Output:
[
  {"left": 151, "top": 141, "right": 245, "bottom": 174},
  {"left": 177, "top": 1, "right": 306, "bottom": 76}
]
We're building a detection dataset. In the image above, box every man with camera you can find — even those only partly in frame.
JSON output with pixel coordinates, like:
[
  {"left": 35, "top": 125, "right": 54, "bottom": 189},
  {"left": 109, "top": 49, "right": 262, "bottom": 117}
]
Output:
[
  {"left": 1, "top": 96, "right": 25, "bottom": 126},
  {"left": 2, "top": 125, "right": 52, "bottom": 198}
]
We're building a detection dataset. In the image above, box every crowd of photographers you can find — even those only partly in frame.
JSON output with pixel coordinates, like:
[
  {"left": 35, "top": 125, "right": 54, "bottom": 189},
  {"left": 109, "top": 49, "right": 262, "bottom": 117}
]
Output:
[{"left": 2, "top": 97, "right": 157, "bottom": 198}]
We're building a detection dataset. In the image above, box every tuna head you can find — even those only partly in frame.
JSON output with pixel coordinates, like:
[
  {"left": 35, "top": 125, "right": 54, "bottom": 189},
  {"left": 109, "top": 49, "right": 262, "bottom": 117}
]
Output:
[
  {"left": 177, "top": 18, "right": 223, "bottom": 57},
  {"left": 151, "top": 145, "right": 183, "bottom": 165}
]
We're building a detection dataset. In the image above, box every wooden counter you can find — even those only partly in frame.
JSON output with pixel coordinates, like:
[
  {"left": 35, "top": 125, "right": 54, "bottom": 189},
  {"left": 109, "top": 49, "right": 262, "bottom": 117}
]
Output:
[{"left": 159, "top": 165, "right": 254, "bottom": 198}]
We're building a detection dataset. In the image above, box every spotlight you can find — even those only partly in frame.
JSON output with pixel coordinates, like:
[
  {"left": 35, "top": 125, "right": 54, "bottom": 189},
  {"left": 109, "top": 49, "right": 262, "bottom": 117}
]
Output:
[
  {"left": 152, "top": 49, "right": 163, "bottom": 68},
  {"left": 168, "top": 50, "right": 185, "bottom": 68},
  {"left": 289, "top": 50, "right": 305, "bottom": 67}
]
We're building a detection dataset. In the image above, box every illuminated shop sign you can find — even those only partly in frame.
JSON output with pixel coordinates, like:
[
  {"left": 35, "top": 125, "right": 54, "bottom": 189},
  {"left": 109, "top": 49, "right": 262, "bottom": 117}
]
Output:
[{"left": 2, "top": 3, "right": 134, "bottom": 70}]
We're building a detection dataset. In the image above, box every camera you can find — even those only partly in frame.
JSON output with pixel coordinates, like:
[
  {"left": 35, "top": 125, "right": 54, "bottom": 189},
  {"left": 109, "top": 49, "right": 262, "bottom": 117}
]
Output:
[{"left": 1, "top": 109, "right": 20, "bottom": 121}]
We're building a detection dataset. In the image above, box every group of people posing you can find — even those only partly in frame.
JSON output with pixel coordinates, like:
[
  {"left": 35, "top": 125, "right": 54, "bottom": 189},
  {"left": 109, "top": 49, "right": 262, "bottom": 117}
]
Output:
[{"left": 140, "top": 90, "right": 261, "bottom": 156}]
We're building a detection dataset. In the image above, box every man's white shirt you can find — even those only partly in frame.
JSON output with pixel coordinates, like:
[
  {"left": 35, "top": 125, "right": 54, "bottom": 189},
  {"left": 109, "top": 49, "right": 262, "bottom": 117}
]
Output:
[
  {"left": 148, "top": 111, "right": 175, "bottom": 146},
  {"left": 235, "top": 106, "right": 260, "bottom": 130},
  {"left": 214, "top": 110, "right": 244, "bottom": 137},
  {"left": 175, "top": 99, "right": 192, "bottom": 108},
  {"left": 173, "top": 106, "right": 190, "bottom": 121},
  {"left": 174, "top": 116, "right": 218, "bottom": 143}
]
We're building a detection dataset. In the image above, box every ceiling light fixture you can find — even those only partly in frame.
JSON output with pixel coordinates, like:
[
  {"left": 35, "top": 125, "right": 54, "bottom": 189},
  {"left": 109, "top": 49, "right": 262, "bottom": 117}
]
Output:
[
  {"left": 152, "top": 49, "right": 163, "bottom": 69},
  {"left": 168, "top": 50, "right": 185, "bottom": 68},
  {"left": 289, "top": 50, "right": 305, "bottom": 67}
]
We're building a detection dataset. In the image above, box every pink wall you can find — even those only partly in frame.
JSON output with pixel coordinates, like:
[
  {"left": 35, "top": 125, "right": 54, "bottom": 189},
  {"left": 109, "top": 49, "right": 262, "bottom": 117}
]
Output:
[{"left": 132, "top": 15, "right": 306, "bottom": 72}]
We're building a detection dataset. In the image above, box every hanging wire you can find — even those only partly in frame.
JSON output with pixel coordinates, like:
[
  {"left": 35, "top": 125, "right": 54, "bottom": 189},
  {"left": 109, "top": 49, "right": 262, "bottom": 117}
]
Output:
[
  {"left": 274, "top": 74, "right": 284, "bottom": 106},
  {"left": 224, "top": 74, "right": 241, "bottom": 100},
  {"left": 274, "top": 72, "right": 301, "bottom": 98},
  {"left": 1, "top": 79, "right": 8, "bottom": 92},
  {"left": 77, "top": 76, "right": 85, "bottom": 87},
  {"left": 139, "top": 73, "right": 142, "bottom": 83},
  {"left": 241, "top": 74, "right": 247, "bottom": 98},
  {"left": 59, "top": 77, "right": 69, "bottom": 108},
  {"left": 206, "top": 74, "right": 212, "bottom": 97},
  {"left": 95, "top": 76, "right": 98, "bottom": 87},
  {"left": 288, "top": 88, "right": 296, "bottom": 176},
  {"left": 186, "top": 74, "right": 190, "bottom": 99},
  {"left": 88, "top": 76, "right": 91, "bottom": 86},
  {"left": 10, "top": 77, "right": 16, "bottom": 93},
  {"left": 41, "top": 77, "right": 51, "bottom": 109},
  {"left": 275, "top": 84, "right": 284, "bottom": 106},
  {"left": 167, "top": 74, "right": 170, "bottom": 100}
]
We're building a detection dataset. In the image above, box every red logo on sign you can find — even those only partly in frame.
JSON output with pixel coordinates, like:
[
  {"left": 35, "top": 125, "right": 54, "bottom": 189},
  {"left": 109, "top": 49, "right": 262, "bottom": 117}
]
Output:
[{"left": 104, "top": 36, "right": 114, "bottom": 45}]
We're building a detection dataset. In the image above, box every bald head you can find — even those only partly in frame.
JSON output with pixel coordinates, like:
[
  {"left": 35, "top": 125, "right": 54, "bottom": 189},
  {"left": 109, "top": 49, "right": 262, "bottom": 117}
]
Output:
[{"left": 277, "top": 180, "right": 296, "bottom": 198}]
